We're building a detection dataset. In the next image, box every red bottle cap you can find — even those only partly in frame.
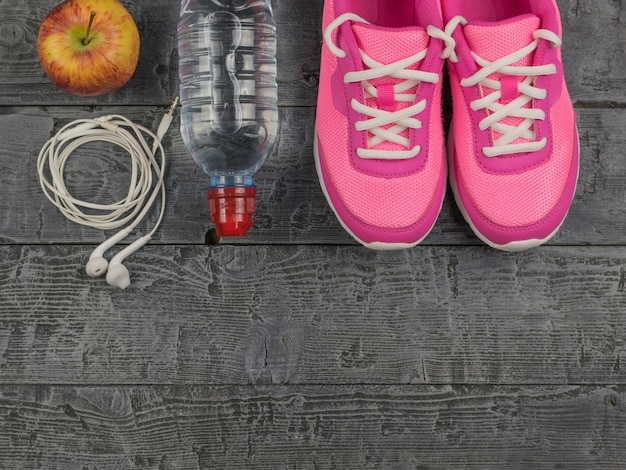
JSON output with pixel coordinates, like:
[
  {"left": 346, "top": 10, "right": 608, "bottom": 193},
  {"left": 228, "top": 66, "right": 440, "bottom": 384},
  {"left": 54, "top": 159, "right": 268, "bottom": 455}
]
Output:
[{"left": 207, "top": 186, "right": 256, "bottom": 237}]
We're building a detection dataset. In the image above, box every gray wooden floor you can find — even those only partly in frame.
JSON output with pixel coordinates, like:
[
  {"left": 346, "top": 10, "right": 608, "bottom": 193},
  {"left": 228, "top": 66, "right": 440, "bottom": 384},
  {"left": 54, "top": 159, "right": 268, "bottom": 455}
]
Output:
[{"left": 1, "top": 1, "right": 625, "bottom": 468}]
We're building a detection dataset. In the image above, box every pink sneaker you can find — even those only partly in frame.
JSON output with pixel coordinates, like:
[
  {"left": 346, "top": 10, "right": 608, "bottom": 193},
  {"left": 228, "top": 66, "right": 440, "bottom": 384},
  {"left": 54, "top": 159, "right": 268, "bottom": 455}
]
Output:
[
  {"left": 437, "top": 0, "right": 579, "bottom": 251},
  {"left": 315, "top": 1, "right": 447, "bottom": 249}
]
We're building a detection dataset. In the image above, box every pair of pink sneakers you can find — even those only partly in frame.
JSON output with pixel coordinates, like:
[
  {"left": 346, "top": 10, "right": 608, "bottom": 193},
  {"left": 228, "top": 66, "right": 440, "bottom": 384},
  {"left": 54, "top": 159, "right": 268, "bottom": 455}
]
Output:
[{"left": 314, "top": 0, "right": 579, "bottom": 251}]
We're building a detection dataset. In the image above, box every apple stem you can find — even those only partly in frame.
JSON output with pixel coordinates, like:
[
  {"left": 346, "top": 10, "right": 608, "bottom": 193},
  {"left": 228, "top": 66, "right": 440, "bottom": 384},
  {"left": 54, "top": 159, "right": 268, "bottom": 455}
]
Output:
[{"left": 82, "top": 11, "right": 97, "bottom": 46}]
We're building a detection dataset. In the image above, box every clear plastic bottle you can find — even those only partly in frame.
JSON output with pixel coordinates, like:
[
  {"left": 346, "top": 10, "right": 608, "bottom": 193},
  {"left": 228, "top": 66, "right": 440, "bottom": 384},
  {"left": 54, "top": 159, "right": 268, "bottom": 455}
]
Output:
[{"left": 178, "top": 0, "right": 279, "bottom": 237}]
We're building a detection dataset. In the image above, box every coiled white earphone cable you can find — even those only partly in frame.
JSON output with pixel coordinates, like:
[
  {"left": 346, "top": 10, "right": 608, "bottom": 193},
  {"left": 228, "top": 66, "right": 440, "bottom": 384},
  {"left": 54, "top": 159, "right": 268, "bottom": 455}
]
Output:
[{"left": 37, "top": 99, "right": 178, "bottom": 288}]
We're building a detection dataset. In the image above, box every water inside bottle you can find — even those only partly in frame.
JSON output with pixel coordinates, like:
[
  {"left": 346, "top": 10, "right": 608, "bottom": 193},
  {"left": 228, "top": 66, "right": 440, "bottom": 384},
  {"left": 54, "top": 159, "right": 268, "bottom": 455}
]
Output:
[{"left": 178, "top": 1, "right": 278, "bottom": 186}]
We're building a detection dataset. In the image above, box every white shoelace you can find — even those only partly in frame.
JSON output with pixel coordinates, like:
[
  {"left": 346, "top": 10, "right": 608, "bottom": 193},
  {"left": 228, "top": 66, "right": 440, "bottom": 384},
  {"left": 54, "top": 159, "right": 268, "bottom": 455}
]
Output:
[
  {"left": 430, "top": 15, "right": 562, "bottom": 157},
  {"left": 324, "top": 13, "right": 440, "bottom": 160}
]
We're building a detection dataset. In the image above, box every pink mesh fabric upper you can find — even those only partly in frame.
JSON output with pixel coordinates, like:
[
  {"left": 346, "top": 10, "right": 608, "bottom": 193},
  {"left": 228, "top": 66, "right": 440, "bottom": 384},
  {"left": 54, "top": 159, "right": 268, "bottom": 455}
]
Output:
[
  {"left": 464, "top": 15, "right": 540, "bottom": 62},
  {"left": 353, "top": 24, "right": 430, "bottom": 64}
]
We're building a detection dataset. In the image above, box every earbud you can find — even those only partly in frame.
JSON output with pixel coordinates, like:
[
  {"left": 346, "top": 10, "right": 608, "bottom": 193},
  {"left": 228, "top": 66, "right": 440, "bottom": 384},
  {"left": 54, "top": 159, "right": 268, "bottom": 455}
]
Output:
[
  {"left": 85, "top": 227, "right": 132, "bottom": 277},
  {"left": 105, "top": 263, "right": 131, "bottom": 290},
  {"left": 85, "top": 256, "right": 109, "bottom": 278},
  {"left": 105, "top": 235, "right": 151, "bottom": 289}
]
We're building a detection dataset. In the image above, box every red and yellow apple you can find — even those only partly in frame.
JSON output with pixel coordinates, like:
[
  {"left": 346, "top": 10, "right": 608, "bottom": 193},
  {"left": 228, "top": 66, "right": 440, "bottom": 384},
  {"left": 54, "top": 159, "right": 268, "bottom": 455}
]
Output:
[{"left": 37, "top": 0, "right": 140, "bottom": 97}]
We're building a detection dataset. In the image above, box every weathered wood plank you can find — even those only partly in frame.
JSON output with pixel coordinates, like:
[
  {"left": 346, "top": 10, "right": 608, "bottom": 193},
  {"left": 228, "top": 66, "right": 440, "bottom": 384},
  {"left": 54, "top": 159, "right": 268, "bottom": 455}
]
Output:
[
  {"left": 1, "top": 245, "right": 625, "bottom": 385},
  {"left": 0, "top": 0, "right": 622, "bottom": 106},
  {"left": 0, "top": 0, "right": 623, "bottom": 467},
  {"left": 0, "top": 385, "right": 624, "bottom": 469},
  {"left": 0, "top": 106, "right": 624, "bottom": 246}
]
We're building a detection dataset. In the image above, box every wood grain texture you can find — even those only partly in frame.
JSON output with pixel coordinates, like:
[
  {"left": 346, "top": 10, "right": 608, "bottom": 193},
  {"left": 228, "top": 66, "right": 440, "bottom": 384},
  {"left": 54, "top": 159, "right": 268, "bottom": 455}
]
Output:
[
  {"left": 1, "top": 245, "right": 625, "bottom": 385},
  {"left": 0, "top": 1, "right": 624, "bottom": 106},
  {"left": 0, "top": 385, "right": 624, "bottom": 470},
  {"left": 1, "top": 106, "right": 625, "bottom": 245},
  {"left": 1, "top": 0, "right": 624, "bottom": 467}
]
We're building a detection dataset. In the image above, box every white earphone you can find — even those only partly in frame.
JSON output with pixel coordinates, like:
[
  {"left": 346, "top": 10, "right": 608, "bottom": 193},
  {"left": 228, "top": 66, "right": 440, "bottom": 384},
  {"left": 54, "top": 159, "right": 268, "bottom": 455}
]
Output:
[
  {"left": 85, "top": 227, "right": 133, "bottom": 278},
  {"left": 38, "top": 101, "right": 177, "bottom": 288},
  {"left": 104, "top": 234, "right": 152, "bottom": 289}
]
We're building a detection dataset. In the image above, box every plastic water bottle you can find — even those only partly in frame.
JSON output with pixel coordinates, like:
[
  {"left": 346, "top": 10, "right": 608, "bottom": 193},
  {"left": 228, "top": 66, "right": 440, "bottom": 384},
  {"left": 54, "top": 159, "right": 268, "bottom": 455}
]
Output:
[{"left": 178, "top": 0, "right": 279, "bottom": 237}]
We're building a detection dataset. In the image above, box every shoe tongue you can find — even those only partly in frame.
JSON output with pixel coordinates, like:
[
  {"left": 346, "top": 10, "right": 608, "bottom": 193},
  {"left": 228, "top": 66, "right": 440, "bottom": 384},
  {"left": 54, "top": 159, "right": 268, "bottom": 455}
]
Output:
[
  {"left": 464, "top": 14, "right": 540, "bottom": 66},
  {"left": 350, "top": 23, "right": 430, "bottom": 155},
  {"left": 464, "top": 14, "right": 542, "bottom": 148},
  {"left": 352, "top": 23, "right": 429, "bottom": 66}
]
